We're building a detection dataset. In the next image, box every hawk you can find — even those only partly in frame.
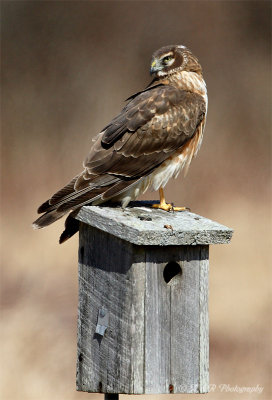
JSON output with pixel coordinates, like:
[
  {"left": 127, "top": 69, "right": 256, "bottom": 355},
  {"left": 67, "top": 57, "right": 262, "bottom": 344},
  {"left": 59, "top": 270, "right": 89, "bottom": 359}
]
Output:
[{"left": 33, "top": 45, "right": 208, "bottom": 243}]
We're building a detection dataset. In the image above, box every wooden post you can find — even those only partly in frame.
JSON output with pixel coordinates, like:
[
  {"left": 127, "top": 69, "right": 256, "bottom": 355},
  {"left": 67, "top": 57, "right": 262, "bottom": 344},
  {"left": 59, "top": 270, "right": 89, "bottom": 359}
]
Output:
[{"left": 75, "top": 201, "right": 232, "bottom": 395}]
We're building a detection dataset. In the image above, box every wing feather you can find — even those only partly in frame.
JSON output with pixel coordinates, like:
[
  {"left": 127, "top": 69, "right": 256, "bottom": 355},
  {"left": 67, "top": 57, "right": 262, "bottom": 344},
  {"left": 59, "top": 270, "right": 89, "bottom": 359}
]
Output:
[
  {"left": 33, "top": 84, "right": 206, "bottom": 230},
  {"left": 83, "top": 88, "right": 205, "bottom": 179}
]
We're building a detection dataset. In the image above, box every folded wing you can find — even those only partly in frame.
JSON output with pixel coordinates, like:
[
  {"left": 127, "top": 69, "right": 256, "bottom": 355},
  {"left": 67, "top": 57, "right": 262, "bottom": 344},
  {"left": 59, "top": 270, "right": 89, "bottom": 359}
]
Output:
[{"left": 33, "top": 85, "right": 206, "bottom": 231}]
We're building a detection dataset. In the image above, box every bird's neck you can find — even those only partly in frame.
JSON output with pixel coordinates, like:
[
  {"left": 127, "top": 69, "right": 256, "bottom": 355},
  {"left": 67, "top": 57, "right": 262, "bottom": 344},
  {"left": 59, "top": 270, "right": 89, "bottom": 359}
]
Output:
[{"left": 162, "top": 71, "right": 207, "bottom": 98}]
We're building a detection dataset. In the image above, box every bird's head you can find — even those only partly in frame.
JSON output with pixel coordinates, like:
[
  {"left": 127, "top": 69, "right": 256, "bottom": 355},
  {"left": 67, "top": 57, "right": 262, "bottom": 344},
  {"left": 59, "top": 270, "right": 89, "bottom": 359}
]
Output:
[{"left": 150, "top": 45, "right": 202, "bottom": 78}]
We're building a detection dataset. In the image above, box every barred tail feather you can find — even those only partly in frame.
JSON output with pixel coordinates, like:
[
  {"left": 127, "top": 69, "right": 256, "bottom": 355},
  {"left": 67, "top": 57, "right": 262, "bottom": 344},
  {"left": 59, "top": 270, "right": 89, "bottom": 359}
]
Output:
[
  {"left": 32, "top": 209, "right": 67, "bottom": 229},
  {"left": 33, "top": 174, "right": 140, "bottom": 237}
]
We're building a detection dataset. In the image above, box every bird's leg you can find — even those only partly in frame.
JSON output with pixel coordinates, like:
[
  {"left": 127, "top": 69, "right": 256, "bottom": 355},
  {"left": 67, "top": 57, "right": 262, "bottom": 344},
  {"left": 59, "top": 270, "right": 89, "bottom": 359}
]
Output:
[{"left": 152, "top": 187, "right": 187, "bottom": 212}]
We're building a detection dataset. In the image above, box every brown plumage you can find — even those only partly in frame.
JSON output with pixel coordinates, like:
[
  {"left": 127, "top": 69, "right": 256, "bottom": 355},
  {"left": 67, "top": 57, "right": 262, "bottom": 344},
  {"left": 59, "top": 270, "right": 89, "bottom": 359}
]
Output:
[{"left": 33, "top": 45, "right": 208, "bottom": 243}]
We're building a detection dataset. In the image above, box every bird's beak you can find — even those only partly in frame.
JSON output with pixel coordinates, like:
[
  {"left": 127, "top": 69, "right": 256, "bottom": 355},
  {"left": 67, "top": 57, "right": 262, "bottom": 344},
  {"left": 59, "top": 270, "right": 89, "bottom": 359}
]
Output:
[{"left": 150, "top": 59, "right": 160, "bottom": 75}]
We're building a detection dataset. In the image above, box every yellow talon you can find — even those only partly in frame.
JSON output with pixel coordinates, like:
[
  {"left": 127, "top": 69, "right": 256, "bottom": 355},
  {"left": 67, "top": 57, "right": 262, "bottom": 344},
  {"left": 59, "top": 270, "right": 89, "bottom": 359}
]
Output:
[{"left": 152, "top": 188, "right": 188, "bottom": 212}]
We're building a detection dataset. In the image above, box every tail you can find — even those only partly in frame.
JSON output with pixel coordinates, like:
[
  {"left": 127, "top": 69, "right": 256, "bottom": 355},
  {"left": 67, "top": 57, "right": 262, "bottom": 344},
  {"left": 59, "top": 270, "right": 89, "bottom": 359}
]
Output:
[
  {"left": 32, "top": 209, "right": 68, "bottom": 230},
  {"left": 32, "top": 173, "right": 140, "bottom": 237},
  {"left": 59, "top": 212, "right": 80, "bottom": 244}
]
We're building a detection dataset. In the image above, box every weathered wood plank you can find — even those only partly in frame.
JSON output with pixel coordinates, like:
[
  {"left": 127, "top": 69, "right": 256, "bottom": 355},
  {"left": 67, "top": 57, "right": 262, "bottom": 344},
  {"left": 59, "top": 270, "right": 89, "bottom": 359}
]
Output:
[
  {"left": 170, "top": 246, "right": 201, "bottom": 393},
  {"left": 129, "top": 247, "right": 145, "bottom": 394},
  {"left": 77, "top": 223, "right": 146, "bottom": 394},
  {"left": 75, "top": 202, "right": 233, "bottom": 246},
  {"left": 145, "top": 249, "right": 171, "bottom": 394},
  {"left": 199, "top": 246, "right": 209, "bottom": 393},
  {"left": 143, "top": 246, "right": 209, "bottom": 394}
]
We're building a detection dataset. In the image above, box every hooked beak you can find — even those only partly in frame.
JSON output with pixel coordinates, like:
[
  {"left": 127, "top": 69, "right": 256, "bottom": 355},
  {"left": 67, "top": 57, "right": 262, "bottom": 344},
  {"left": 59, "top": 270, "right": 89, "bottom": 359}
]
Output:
[{"left": 150, "top": 59, "right": 161, "bottom": 75}]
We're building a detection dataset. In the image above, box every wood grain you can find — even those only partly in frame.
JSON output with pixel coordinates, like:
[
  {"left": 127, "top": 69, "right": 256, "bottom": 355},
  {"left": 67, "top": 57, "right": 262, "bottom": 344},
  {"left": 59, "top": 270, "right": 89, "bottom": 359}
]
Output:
[
  {"left": 76, "top": 203, "right": 231, "bottom": 394},
  {"left": 77, "top": 224, "right": 146, "bottom": 394},
  {"left": 75, "top": 202, "right": 233, "bottom": 246},
  {"left": 77, "top": 230, "right": 210, "bottom": 393}
]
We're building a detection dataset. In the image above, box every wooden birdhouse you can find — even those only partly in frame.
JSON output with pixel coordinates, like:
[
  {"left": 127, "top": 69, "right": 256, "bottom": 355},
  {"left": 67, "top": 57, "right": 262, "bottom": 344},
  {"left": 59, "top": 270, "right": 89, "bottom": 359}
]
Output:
[{"left": 75, "top": 201, "right": 232, "bottom": 396}]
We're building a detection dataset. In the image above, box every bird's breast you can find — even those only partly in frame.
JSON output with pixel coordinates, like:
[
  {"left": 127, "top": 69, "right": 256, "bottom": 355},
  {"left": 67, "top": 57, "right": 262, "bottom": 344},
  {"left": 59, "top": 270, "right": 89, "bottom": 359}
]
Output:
[{"left": 148, "top": 121, "right": 204, "bottom": 190}]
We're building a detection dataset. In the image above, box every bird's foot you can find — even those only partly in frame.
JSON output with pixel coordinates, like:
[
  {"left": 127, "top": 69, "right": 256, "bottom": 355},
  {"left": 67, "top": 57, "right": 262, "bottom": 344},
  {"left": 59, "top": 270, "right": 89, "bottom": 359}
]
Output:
[{"left": 152, "top": 201, "right": 189, "bottom": 212}]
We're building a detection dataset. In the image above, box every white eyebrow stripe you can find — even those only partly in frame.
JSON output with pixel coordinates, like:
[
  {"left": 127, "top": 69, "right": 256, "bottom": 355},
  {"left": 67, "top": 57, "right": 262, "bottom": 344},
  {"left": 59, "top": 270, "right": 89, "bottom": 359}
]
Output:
[
  {"left": 160, "top": 52, "right": 173, "bottom": 58},
  {"left": 177, "top": 45, "right": 186, "bottom": 49}
]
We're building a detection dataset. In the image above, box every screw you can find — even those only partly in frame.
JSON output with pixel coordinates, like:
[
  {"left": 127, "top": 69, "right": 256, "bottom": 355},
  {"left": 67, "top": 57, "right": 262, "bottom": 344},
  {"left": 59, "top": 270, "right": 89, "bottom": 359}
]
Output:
[{"left": 99, "top": 309, "right": 106, "bottom": 317}]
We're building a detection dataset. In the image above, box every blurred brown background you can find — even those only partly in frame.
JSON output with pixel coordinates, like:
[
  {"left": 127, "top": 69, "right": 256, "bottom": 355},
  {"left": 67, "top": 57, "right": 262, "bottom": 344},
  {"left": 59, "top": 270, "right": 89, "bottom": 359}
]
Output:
[{"left": 1, "top": 1, "right": 271, "bottom": 399}]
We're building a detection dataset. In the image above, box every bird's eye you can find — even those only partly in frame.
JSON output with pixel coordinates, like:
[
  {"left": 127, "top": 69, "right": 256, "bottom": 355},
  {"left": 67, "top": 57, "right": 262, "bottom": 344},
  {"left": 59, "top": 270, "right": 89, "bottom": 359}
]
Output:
[{"left": 162, "top": 55, "right": 173, "bottom": 64}]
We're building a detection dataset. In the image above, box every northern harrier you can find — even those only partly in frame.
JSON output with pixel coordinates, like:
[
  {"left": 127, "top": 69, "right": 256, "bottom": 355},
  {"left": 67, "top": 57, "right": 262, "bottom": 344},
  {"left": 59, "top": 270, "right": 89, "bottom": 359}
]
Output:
[{"left": 33, "top": 45, "right": 208, "bottom": 242}]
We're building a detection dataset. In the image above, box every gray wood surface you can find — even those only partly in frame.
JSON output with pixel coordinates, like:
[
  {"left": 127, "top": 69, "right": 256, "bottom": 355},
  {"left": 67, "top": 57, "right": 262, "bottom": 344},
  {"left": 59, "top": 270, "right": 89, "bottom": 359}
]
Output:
[
  {"left": 199, "top": 247, "right": 209, "bottom": 393},
  {"left": 77, "top": 221, "right": 211, "bottom": 394},
  {"left": 75, "top": 201, "right": 233, "bottom": 246},
  {"left": 144, "top": 245, "right": 209, "bottom": 394},
  {"left": 77, "top": 224, "right": 146, "bottom": 394}
]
